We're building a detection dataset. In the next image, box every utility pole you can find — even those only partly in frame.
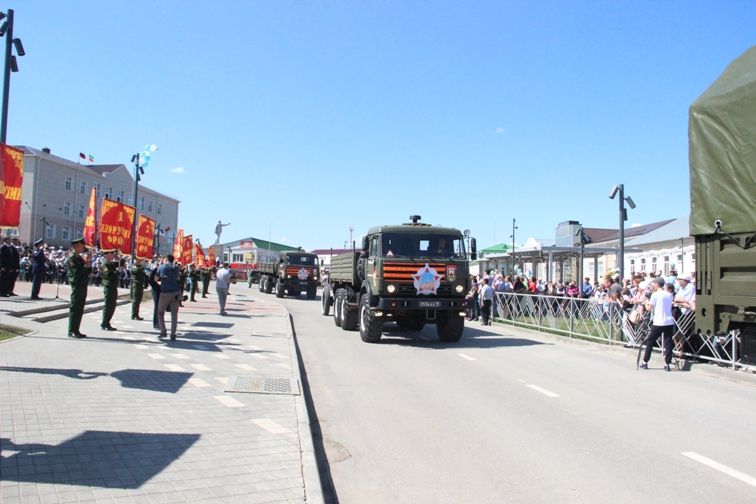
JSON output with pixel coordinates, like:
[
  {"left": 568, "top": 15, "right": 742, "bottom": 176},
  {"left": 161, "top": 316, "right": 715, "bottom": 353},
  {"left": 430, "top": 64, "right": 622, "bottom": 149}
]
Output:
[
  {"left": 510, "top": 218, "right": 518, "bottom": 275},
  {"left": 0, "top": 9, "right": 25, "bottom": 144}
]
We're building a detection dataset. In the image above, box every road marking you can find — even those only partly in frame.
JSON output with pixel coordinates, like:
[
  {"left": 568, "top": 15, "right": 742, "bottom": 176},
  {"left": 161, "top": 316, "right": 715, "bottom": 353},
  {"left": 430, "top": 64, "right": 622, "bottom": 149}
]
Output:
[
  {"left": 682, "top": 452, "right": 756, "bottom": 488},
  {"left": 133, "top": 344, "right": 148, "bottom": 350},
  {"left": 251, "top": 354, "right": 269, "bottom": 360},
  {"left": 214, "top": 395, "right": 244, "bottom": 408},
  {"left": 213, "top": 354, "right": 231, "bottom": 360},
  {"left": 457, "top": 353, "right": 476, "bottom": 361},
  {"left": 189, "top": 378, "right": 211, "bottom": 388},
  {"left": 224, "top": 338, "right": 242, "bottom": 344},
  {"left": 171, "top": 353, "right": 190, "bottom": 360},
  {"left": 252, "top": 418, "right": 290, "bottom": 434},
  {"left": 191, "top": 363, "right": 211, "bottom": 371},
  {"left": 270, "top": 353, "right": 288, "bottom": 360},
  {"left": 215, "top": 377, "right": 229, "bottom": 385},
  {"left": 122, "top": 324, "right": 134, "bottom": 329},
  {"left": 526, "top": 384, "right": 560, "bottom": 398},
  {"left": 235, "top": 363, "right": 256, "bottom": 371},
  {"left": 158, "top": 346, "right": 170, "bottom": 351},
  {"left": 122, "top": 335, "right": 135, "bottom": 341},
  {"left": 275, "top": 363, "right": 290, "bottom": 370},
  {"left": 164, "top": 364, "right": 185, "bottom": 372},
  {"left": 147, "top": 353, "right": 165, "bottom": 360}
]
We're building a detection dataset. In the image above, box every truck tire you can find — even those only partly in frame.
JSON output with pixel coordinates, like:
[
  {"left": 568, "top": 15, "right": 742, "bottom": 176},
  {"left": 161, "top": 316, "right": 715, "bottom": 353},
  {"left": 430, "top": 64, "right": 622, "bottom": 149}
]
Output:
[
  {"left": 264, "top": 277, "right": 273, "bottom": 294},
  {"left": 436, "top": 311, "right": 464, "bottom": 342},
  {"left": 341, "top": 292, "right": 359, "bottom": 331},
  {"left": 359, "top": 295, "right": 383, "bottom": 343},
  {"left": 306, "top": 286, "right": 316, "bottom": 300},
  {"left": 259, "top": 276, "right": 266, "bottom": 293},
  {"left": 333, "top": 289, "right": 344, "bottom": 327},
  {"left": 321, "top": 285, "right": 332, "bottom": 316},
  {"left": 275, "top": 280, "right": 285, "bottom": 298}
]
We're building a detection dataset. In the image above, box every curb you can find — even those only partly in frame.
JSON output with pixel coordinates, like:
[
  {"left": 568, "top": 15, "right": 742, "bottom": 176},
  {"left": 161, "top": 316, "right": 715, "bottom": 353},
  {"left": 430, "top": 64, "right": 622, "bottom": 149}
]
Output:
[{"left": 284, "top": 312, "right": 325, "bottom": 504}]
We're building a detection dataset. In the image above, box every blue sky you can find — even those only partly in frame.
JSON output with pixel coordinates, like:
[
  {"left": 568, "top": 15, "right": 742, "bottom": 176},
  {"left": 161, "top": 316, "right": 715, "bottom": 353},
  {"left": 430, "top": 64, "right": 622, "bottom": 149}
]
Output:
[{"left": 8, "top": 1, "right": 756, "bottom": 250}]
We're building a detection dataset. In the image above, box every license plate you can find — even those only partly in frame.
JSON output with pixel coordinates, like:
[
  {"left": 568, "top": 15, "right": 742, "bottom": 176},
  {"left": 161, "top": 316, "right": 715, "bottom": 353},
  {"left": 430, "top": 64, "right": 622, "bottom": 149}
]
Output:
[{"left": 418, "top": 300, "right": 442, "bottom": 308}]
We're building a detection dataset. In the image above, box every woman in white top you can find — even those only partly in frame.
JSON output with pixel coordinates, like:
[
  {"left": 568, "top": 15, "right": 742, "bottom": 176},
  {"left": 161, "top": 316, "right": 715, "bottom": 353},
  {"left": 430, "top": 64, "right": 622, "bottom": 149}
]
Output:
[{"left": 640, "top": 277, "right": 675, "bottom": 371}]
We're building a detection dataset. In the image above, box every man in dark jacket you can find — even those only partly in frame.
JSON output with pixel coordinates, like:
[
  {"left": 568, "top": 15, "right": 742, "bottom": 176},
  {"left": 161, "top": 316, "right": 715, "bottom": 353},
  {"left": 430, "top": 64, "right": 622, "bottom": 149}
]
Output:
[
  {"left": 67, "top": 237, "right": 91, "bottom": 338},
  {"left": 30, "top": 238, "right": 46, "bottom": 299},
  {"left": 0, "top": 236, "right": 12, "bottom": 296}
]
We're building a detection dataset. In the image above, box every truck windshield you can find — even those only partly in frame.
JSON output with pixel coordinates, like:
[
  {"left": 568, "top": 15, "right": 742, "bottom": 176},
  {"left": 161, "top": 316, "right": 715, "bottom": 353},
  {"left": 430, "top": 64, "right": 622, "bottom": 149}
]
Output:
[
  {"left": 287, "top": 254, "right": 317, "bottom": 266},
  {"left": 381, "top": 233, "right": 465, "bottom": 259}
]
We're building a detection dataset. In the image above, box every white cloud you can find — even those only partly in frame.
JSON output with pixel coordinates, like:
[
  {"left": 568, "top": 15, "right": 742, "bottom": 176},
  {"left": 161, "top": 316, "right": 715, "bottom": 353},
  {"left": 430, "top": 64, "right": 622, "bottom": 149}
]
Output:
[
  {"left": 170, "top": 166, "right": 186, "bottom": 174},
  {"left": 495, "top": 127, "right": 505, "bottom": 135},
  {"left": 280, "top": 236, "right": 289, "bottom": 243}
]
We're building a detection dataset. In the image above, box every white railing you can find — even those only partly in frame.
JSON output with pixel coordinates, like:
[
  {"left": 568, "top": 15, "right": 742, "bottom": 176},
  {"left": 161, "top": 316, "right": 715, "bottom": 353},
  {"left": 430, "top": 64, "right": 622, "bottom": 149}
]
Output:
[{"left": 492, "top": 292, "right": 746, "bottom": 370}]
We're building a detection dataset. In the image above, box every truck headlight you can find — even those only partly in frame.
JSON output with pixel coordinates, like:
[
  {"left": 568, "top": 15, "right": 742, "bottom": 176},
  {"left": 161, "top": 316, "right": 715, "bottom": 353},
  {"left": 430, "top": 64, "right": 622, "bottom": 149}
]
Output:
[
  {"left": 387, "top": 284, "right": 397, "bottom": 294},
  {"left": 455, "top": 285, "right": 464, "bottom": 293}
]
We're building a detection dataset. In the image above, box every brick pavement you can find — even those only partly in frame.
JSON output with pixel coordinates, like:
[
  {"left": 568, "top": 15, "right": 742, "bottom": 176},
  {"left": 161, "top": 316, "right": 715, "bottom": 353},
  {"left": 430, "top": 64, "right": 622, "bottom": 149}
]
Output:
[{"left": 0, "top": 285, "right": 323, "bottom": 504}]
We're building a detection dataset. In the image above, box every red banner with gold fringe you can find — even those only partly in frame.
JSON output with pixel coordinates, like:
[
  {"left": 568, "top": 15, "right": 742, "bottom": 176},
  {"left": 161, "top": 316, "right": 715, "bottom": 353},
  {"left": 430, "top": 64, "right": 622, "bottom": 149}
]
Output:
[
  {"left": 0, "top": 144, "right": 24, "bottom": 227},
  {"left": 83, "top": 187, "right": 97, "bottom": 246},
  {"left": 99, "top": 198, "right": 135, "bottom": 254},
  {"left": 136, "top": 215, "right": 156, "bottom": 259},
  {"left": 181, "top": 234, "right": 193, "bottom": 265}
]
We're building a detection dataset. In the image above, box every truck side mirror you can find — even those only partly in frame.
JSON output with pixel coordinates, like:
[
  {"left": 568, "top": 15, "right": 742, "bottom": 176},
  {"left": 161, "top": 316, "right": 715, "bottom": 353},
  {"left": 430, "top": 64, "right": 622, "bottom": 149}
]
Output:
[
  {"left": 361, "top": 236, "right": 369, "bottom": 252},
  {"left": 470, "top": 238, "right": 477, "bottom": 261}
]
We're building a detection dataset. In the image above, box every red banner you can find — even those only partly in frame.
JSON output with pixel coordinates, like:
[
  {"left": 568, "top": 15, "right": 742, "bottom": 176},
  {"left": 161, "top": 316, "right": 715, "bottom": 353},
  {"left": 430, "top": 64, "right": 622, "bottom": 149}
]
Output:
[
  {"left": 173, "top": 228, "right": 183, "bottom": 258},
  {"left": 83, "top": 187, "right": 97, "bottom": 246},
  {"left": 136, "top": 215, "right": 156, "bottom": 259},
  {"left": 207, "top": 246, "right": 216, "bottom": 267},
  {"left": 194, "top": 243, "right": 207, "bottom": 267},
  {"left": 181, "top": 234, "right": 193, "bottom": 265},
  {"left": 99, "top": 198, "right": 135, "bottom": 254},
  {"left": 0, "top": 144, "right": 24, "bottom": 227}
]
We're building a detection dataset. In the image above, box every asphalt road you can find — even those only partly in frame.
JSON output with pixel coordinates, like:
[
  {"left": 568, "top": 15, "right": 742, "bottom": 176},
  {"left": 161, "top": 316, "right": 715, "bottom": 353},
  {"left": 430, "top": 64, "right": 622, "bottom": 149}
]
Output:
[{"left": 278, "top": 292, "right": 756, "bottom": 504}]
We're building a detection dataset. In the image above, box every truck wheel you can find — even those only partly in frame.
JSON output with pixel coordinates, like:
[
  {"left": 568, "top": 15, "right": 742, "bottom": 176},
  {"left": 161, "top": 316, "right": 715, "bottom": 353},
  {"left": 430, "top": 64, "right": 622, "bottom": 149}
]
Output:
[
  {"left": 436, "top": 311, "right": 464, "bottom": 342},
  {"left": 321, "top": 286, "right": 332, "bottom": 316},
  {"left": 333, "top": 289, "right": 344, "bottom": 327},
  {"left": 341, "top": 292, "right": 359, "bottom": 331},
  {"left": 258, "top": 276, "right": 266, "bottom": 293},
  {"left": 359, "top": 295, "right": 383, "bottom": 343},
  {"left": 275, "top": 280, "right": 285, "bottom": 298},
  {"left": 307, "top": 286, "right": 316, "bottom": 300},
  {"left": 264, "top": 277, "right": 273, "bottom": 294}
]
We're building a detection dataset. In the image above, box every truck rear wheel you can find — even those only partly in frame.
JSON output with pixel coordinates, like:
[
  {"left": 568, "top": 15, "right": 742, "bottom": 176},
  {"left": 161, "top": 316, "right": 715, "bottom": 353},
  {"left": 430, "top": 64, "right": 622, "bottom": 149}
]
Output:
[
  {"left": 258, "top": 276, "right": 265, "bottom": 293},
  {"left": 341, "top": 292, "right": 359, "bottom": 331},
  {"left": 275, "top": 280, "right": 285, "bottom": 298},
  {"left": 333, "top": 289, "right": 344, "bottom": 327},
  {"left": 359, "top": 295, "right": 383, "bottom": 343},
  {"left": 436, "top": 311, "right": 464, "bottom": 342},
  {"left": 264, "top": 277, "right": 273, "bottom": 294},
  {"left": 321, "top": 286, "right": 332, "bottom": 316}
]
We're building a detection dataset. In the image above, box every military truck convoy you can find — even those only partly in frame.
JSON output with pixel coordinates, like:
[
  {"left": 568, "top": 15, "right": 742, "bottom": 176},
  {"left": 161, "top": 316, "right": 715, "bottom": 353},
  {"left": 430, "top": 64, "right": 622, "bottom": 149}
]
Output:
[
  {"left": 257, "top": 250, "right": 320, "bottom": 299},
  {"left": 320, "top": 216, "right": 475, "bottom": 343},
  {"left": 689, "top": 47, "right": 756, "bottom": 364}
]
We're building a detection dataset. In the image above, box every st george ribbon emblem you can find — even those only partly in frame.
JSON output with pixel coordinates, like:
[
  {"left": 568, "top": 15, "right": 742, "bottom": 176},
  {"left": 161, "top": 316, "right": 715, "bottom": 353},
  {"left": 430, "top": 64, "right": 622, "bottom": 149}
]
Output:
[
  {"left": 413, "top": 263, "right": 443, "bottom": 295},
  {"left": 297, "top": 268, "right": 309, "bottom": 280}
]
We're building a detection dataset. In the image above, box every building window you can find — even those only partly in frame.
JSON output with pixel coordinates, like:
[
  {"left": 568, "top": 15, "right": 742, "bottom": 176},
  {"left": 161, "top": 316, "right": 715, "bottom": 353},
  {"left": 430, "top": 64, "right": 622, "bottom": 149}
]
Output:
[
  {"left": 63, "top": 202, "right": 71, "bottom": 216},
  {"left": 65, "top": 176, "right": 72, "bottom": 190},
  {"left": 640, "top": 258, "right": 646, "bottom": 273},
  {"left": 157, "top": 203, "right": 162, "bottom": 215},
  {"left": 651, "top": 257, "right": 657, "bottom": 274},
  {"left": 78, "top": 205, "right": 85, "bottom": 219},
  {"left": 232, "top": 253, "right": 244, "bottom": 263},
  {"left": 140, "top": 197, "right": 145, "bottom": 210},
  {"left": 598, "top": 260, "right": 604, "bottom": 277},
  {"left": 62, "top": 226, "right": 70, "bottom": 240},
  {"left": 46, "top": 224, "right": 56, "bottom": 239},
  {"left": 663, "top": 256, "right": 670, "bottom": 275},
  {"left": 148, "top": 202, "right": 152, "bottom": 212},
  {"left": 118, "top": 190, "right": 125, "bottom": 202},
  {"left": 630, "top": 259, "right": 635, "bottom": 274},
  {"left": 80, "top": 181, "right": 86, "bottom": 194}
]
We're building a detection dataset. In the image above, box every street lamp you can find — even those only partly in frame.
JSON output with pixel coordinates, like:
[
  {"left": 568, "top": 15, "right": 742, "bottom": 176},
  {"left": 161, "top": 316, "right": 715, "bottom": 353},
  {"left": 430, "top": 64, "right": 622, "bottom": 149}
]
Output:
[
  {"left": 510, "top": 218, "right": 518, "bottom": 275},
  {"left": 130, "top": 145, "right": 158, "bottom": 260},
  {"left": 609, "top": 184, "right": 636, "bottom": 281},
  {"left": 0, "top": 9, "right": 26, "bottom": 144}
]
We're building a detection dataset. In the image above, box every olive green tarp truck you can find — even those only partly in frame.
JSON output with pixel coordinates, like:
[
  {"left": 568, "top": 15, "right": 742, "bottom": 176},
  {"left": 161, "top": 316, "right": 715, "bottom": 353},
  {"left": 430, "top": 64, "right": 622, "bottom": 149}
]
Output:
[
  {"left": 689, "top": 46, "right": 756, "bottom": 363},
  {"left": 258, "top": 251, "right": 320, "bottom": 299}
]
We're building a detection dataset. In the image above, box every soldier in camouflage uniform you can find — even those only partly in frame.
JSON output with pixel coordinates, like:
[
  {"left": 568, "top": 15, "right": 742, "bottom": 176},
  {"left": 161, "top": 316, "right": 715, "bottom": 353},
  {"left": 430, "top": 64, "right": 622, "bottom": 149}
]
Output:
[
  {"left": 100, "top": 249, "right": 119, "bottom": 331},
  {"left": 201, "top": 266, "right": 211, "bottom": 298},
  {"left": 67, "top": 237, "right": 91, "bottom": 338},
  {"left": 188, "top": 263, "right": 199, "bottom": 302},
  {"left": 131, "top": 257, "right": 147, "bottom": 320}
]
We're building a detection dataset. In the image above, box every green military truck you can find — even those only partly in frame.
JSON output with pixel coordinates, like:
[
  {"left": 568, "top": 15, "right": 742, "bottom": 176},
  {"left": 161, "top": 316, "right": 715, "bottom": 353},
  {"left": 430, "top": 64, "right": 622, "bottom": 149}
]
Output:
[
  {"left": 258, "top": 250, "right": 320, "bottom": 299},
  {"left": 321, "top": 215, "right": 476, "bottom": 343},
  {"left": 689, "top": 46, "right": 756, "bottom": 364}
]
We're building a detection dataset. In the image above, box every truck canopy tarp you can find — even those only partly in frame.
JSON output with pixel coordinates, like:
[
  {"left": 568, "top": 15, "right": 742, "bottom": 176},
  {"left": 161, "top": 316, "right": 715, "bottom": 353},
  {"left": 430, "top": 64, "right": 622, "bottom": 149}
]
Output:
[{"left": 689, "top": 46, "right": 756, "bottom": 236}]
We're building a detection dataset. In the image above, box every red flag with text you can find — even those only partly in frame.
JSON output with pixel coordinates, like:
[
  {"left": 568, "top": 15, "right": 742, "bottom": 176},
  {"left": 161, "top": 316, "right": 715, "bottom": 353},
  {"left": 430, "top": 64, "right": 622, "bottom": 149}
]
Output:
[
  {"left": 207, "top": 246, "right": 216, "bottom": 267},
  {"left": 99, "top": 198, "right": 135, "bottom": 254},
  {"left": 194, "top": 243, "right": 207, "bottom": 267},
  {"left": 0, "top": 144, "right": 24, "bottom": 227},
  {"left": 173, "top": 228, "right": 184, "bottom": 258},
  {"left": 136, "top": 215, "right": 156, "bottom": 259},
  {"left": 181, "top": 235, "right": 193, "bottom": 265},
  {"left": 83, "top": 187, "right": 97, "bottom": 246}
]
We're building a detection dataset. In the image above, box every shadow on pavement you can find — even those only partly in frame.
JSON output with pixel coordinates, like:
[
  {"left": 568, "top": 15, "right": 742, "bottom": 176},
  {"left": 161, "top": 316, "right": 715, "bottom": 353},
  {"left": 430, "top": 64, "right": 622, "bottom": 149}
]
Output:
[
  {"left": 110, "top": 369, "right": 194, "bottom": 393},
  {"left": 191, "top": 321, "right": 234, "bottom": 329},
  {"left": 0, "top": 431, "right": 200, "bottom": 488},
  {"left": 0, "top": 366, "right": 108, "bottom": 380},
  {"left": 380, "top": 324, "right": 551, "bottom": 349}
]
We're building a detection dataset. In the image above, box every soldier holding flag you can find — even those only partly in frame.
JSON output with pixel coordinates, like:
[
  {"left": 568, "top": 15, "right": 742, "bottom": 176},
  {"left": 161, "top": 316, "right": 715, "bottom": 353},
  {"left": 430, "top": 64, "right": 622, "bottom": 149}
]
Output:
[
  {"left": 67, "top": 237, "right": 91, "bottom": 338},
  {"left": 100, "top": 249, "right": 119, "bottom": 331}
]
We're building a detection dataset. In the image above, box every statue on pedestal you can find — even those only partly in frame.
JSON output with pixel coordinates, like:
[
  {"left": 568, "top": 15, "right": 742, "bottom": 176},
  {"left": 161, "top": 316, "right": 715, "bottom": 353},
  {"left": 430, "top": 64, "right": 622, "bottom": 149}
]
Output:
[{"left": 214, "top": 221, "right": 230, "bottom": 245}]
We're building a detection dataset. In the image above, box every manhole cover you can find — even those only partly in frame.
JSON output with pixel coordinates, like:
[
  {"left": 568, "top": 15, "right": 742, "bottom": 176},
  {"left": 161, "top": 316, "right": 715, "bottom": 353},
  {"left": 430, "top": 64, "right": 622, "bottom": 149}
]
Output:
[{"left": 225, "top": 375, "right": 300, "bottom": 395}]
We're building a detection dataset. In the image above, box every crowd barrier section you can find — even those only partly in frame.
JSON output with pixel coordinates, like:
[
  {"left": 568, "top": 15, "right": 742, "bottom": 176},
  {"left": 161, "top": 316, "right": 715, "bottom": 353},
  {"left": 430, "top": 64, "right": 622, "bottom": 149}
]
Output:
[{"left": 492, "top": 292, "right": 745, "bottom": 371}]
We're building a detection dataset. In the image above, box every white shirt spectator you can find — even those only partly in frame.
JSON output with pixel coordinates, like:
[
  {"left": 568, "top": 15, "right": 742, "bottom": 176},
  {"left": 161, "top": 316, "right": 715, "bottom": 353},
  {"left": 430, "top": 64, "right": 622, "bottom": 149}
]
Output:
[
  {"left": 216, "top": 267, "right": 232, "bottom": 289},
  {"left": 649, "top": 289, "right": 674, "bottom": 326}
]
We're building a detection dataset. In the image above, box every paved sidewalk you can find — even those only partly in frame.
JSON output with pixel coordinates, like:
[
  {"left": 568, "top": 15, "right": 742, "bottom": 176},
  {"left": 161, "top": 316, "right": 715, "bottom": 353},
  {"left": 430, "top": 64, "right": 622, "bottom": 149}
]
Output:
[{"left": 0, "top": 287, "right": 323, "bottom": 503}]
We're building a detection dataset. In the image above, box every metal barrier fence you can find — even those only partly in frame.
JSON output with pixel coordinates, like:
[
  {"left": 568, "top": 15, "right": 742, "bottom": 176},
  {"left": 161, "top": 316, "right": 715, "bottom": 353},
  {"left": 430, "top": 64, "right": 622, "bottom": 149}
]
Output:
[{"left": 492, "top": 292, "right": 746, "bottom": 370}]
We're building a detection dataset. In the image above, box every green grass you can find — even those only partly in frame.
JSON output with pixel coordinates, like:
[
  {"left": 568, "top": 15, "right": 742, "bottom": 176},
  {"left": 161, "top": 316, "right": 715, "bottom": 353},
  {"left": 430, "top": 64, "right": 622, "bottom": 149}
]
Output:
[{"left": 0, "top": 324, "right": 29, "bottom": 342}]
